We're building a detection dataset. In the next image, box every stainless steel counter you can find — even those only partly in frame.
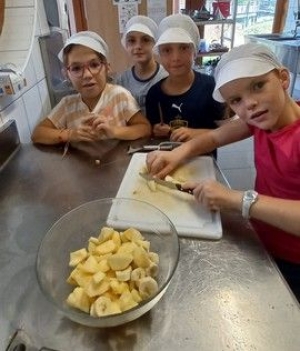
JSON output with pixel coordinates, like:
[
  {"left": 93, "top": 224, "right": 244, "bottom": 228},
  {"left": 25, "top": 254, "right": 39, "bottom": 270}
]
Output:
[{"left": 1, "top": 143, "right": 300, "bottom": 351}]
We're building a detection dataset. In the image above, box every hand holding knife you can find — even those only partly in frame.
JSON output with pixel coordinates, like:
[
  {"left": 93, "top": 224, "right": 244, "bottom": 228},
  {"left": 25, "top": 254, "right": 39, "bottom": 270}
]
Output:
[{"left": 139, "top": 172, "right": 193, "bottom": 195}]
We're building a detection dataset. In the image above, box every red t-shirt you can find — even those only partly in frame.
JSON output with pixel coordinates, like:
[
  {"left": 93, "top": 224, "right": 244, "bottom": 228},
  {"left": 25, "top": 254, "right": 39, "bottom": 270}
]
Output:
[{"left": 249, "top": 118, "right": 300, "bottom": 263}]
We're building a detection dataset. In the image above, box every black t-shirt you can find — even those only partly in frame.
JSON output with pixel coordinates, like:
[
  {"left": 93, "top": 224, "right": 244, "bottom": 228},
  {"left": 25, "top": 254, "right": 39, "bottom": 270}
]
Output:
[{"left": 145, "top": 70, "right": 225, "bottom": 129}]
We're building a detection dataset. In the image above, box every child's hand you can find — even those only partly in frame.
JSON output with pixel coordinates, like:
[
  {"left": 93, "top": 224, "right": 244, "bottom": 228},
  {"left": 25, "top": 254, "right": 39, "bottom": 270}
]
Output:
[
  {"left": 88, "top": 114, "right": 116, "bottom": 139},
  {"left": 146, "top": 149, "right": 181, "bottom": 179},
  {"left": 153, "top": 123, "right": 170, "bottom": 138},
  {"left": 83, "top": 107, "right": 116, "bottom": 139},
  {"left": 69, "top": 125, "right": 98, "bottom": 142},
  {"left": 170, "top": 127, "right": 192, "bottom": 142},
  {"left": 183, "top": 180, "right": 242, "bottom": 212},
  {"left": 170, "top": 128, "right": 212, "bottom": 142}
]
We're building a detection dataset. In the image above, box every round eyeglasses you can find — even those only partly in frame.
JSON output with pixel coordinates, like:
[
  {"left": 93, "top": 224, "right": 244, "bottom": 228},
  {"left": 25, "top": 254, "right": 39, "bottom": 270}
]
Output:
[{"left": 67, "top": 59, "right": 105, "bottom": 78}]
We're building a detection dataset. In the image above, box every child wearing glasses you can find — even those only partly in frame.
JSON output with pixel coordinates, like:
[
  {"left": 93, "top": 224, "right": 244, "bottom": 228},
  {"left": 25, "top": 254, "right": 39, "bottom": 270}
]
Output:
[
  {"left": 31, "top": 31, "right": 151, "bottom": 149},
  {"left": 145, "top": 14, "right": 225, "bottom": 144},
  {"left": 115, "top": 15, "right": 168, "bottom": 116}
]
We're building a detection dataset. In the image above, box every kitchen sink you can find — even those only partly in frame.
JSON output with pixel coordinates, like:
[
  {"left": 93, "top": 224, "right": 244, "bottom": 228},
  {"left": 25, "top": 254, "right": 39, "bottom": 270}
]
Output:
[{"left": 250, "top": 33, "right": 300, "bottom": 41}]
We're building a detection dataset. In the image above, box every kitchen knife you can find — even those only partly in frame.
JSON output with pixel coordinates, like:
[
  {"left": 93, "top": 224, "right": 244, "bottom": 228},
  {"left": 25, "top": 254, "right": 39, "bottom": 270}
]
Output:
[
  {"left": 127, "top": 141, "right": 182, "bottom": 155},
  {"left": 139, "top": 173, "right": 193, "bottom": 195}
]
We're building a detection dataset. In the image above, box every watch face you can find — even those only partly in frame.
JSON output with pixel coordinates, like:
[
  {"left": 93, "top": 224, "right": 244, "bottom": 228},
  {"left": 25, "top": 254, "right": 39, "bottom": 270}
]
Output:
[{"left": 245, "top": 190, "right": 258, "bottom": 201}]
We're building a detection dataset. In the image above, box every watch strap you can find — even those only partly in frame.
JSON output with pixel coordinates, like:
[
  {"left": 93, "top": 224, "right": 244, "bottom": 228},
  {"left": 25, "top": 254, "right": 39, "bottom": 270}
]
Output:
[{"left": 242, "top": 190, "right": 258, "bottom": 219}]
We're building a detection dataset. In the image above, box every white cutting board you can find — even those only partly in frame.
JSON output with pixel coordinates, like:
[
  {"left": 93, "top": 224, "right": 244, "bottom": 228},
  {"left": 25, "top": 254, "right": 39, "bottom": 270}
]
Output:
[{"left": 112, "top": 153, "right": 222, "bottom": 240}]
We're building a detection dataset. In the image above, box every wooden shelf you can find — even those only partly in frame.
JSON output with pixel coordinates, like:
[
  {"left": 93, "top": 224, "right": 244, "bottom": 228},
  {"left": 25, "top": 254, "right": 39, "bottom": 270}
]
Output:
[
  {"left": 197, "top": 50, "right": 229, "bottom": 57},
  {"left": 192, "top": 1, "right": 238, "bottom": 67},
  {"left": 193, "top": 19, "right": 235, "bottom": 26},
  {"left": 197, "top": 49, "right": 229, "bottom": 57}
]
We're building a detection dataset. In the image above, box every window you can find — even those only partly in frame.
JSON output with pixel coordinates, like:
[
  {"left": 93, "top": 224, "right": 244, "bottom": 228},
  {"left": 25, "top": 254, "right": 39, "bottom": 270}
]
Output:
[
  {"left": 175, "top": 1, "right": 278, "bottom": 46},
  {"left": 234, "top": 1, "right": 276, "bottom": 45}
]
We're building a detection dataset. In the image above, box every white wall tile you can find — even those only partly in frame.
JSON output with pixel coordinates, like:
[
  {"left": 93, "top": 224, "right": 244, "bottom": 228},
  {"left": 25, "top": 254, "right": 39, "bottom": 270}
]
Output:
[
  {"left": 22, "top": 85, "right": 43, "bottom": 134},
  {"left": 22, "top": 55, "right": 37, "bottom": 93},
  {"left": 219, "top": 137, "right": 254, "bottom": 152},
  {"left": 6, "top": 0, "right": 34, "bottom": 7},
  {"left": 38, "top": 78, "right": 51, "bottom": 119},
  {"left": 0, "top": 8, "right": 35, "bottom": 52},
  {"left": 221, "top": 168, "right": 256, "bottom": 191},
  {"left": 218, "top": 138, "right": 254, "bottom": 168},
  {"left": 0, "top": 0, "right": 51, "bottom": 141},
  {"left": 0, "top": 5, "right": 36, "bottom": 75},
  {"left": 1, "top": 97, "right": 31, "bottom": 143},
  {"left": 218, "top": 149, "right": 254, "bottom": 169},
  {"left": 22, "top": 37, "right": 46, "bottom": 93},
  {"left": 35, "top": 0, "right": 50, "bottom": 37},
  {"left": 217, "top": 137, "right": 255, "bottom": 190},
  {"left": 0, "top": 92, "right": 22, "bottom": 111},
  {"left": 31, "top": 38, "right": 46, "bottom": 81},
  {"left": 0, "top": 52, "right": 28, "bottom": 71}
]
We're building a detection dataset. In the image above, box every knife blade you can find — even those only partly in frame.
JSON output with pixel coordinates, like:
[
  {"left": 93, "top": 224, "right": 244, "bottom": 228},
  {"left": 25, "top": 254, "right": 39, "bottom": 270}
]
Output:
[
  {"left": 127, "top": 141, "right": 182, "bottom": 155},
  {"left": 139, "top": 173, "right": 193, "bottom": 195},
  {"left": 128, "top": 144, "right": 170, "bottom": 154}
]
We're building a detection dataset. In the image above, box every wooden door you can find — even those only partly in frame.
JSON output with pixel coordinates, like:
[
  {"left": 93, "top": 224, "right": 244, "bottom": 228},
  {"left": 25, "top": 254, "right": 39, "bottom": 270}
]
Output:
[{"left": 0, "top": 0, "right": 5, "bottom": 35}]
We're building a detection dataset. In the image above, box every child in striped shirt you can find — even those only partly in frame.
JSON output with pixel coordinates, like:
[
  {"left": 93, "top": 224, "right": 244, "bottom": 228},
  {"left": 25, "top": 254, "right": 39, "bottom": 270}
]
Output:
[{"left": 32, "top": 31, "right": 151, "bottom": 149}]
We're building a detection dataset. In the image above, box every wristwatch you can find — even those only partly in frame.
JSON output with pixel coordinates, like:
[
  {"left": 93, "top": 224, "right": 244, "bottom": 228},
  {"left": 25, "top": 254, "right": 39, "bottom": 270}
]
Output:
[{"left": 242, "top": 190, "right": 258, "bottom": 219}]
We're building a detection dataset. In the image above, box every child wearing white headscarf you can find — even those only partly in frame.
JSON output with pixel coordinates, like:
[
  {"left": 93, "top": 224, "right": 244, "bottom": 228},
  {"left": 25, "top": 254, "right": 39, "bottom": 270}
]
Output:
[
  {"left": 146, "top": 14, "right": 224, "bottom": 145},
  {"left": 115, "top": 15, "right": 168, "bottom": 116},
  {"left": 32, "top": 31, "right": 151, "bottom": 153}
]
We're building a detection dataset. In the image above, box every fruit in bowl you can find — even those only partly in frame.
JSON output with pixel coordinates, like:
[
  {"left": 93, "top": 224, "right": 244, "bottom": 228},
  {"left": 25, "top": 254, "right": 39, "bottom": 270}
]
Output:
[
  {"left": 66, "top": 226, "right": 160, "bottom": 317},
  {"left": 36, "top": 198, "right": 180, "bottom": 327}
]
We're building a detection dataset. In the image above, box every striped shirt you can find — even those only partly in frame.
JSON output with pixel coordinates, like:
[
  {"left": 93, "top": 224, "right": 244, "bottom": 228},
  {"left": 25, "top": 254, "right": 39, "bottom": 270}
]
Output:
[
  {"left": 48, "top": 83, "right": 141, "bottom": 134},
  {"left": 115, "top": 63, "right": 168, "bottom": 116}
]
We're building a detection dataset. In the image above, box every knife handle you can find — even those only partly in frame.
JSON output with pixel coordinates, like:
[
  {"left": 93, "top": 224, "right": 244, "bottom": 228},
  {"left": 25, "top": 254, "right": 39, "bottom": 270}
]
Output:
[
  {"left": 143, "top": 145, "right": 173, "bottom": 151},
  {"left": 175, "top": 183, "right": 193, "bottom": 195}
]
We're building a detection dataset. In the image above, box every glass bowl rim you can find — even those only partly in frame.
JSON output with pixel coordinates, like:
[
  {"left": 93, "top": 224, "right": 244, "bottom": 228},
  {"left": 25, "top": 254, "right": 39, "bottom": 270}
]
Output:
[{"left": 36, "top": 197, "right": 180, "bottom": 325}]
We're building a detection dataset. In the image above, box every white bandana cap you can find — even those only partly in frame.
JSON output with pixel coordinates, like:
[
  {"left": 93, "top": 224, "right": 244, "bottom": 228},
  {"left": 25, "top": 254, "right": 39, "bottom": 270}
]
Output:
[
  {"left": 213, "top": 43, "right": 282, "bottom": 102},
  {"left": 154, "top": 14, "right": 200, "bottom": 53},
  {"left": 58, "top": 31, "right": 109, "bottom": 62},
  {"left": 121, "top": 15, "right": 158, "bottom": 48}
]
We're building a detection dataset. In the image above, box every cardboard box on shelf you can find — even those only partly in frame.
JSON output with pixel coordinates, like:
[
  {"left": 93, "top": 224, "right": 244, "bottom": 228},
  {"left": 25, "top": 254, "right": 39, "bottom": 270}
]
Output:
[{"left": 0, "top": 70, "right": 26, "bottom": 96}]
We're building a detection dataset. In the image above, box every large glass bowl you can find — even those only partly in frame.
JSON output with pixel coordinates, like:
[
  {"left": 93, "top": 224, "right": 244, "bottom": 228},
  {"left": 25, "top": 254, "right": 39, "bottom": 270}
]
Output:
[{"left": 36, "top": 198, "right": 180, "bottom": 327}]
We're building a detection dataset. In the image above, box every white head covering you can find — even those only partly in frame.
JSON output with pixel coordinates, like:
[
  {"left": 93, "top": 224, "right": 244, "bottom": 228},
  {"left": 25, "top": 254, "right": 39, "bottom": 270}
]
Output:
[
  {"left": 154, "top": 14, "right": 200, "bottom": 53},
  {"left": 213, "top": 43, "right": 282, "bottom": 102},
  {"left": 121, "top": 15, "right": 158, "bottom": 48},
  {"left": 58, "top": 31, "right": 109, "bottom": 62}
]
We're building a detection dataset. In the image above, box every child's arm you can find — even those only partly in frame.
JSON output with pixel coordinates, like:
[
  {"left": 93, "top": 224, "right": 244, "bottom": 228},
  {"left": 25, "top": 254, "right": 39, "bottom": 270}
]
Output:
[
  {"left": 250, "top": 195, "right": 300, "bottom": 236},
  {"left": 122, "top": 111, "right": 151, "bottom": 139},
  {"left": 31, "top": 118, "right": 70, "bottom": 145},
  {"left": 169, "top": 127, "right": 211, "bottom": 142},
  {"left": 184, "top": 179, "right": 300, "bottom": 237},
  {"left": 31, "top": 117, "right": 97, "bottom": 145},
  {"left": 146, "top": 118, "right": 251, "bottom": 179}
]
